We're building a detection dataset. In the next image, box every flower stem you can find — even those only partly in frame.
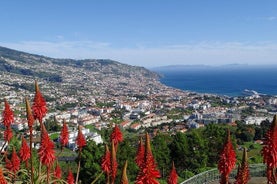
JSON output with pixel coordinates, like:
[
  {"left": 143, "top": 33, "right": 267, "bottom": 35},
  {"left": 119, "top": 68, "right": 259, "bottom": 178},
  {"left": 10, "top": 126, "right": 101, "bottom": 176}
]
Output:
[
  {"left": 75, "top": 150, "right": 81, "bottom": 184},
  {"left": 91, "top": 171, "right": 104, "bottom": 184},
  {"left": 29, "top": 127, "right": 34, "bottom": 184}
]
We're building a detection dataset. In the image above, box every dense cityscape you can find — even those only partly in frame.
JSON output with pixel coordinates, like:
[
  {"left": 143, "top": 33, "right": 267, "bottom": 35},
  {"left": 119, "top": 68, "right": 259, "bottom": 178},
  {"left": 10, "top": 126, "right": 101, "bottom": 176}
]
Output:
[
  {"left": 0, "top": 46, "right": 276, "bottom": 183},
  {"left": 1, "top": 50, "right": 276, "bottom": 135}
]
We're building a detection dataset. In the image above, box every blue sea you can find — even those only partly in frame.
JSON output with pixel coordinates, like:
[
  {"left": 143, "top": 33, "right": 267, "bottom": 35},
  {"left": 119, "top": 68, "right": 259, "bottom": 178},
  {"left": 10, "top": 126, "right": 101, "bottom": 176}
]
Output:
[{"left": 152, "top": 65, "right": 277, "bottom": 97}]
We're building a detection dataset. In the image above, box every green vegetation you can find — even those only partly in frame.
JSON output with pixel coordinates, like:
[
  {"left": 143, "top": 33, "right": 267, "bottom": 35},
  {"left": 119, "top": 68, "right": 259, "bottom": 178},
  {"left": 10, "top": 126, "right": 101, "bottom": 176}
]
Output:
[
  {"left": 77, "top": 123, "right": 266, "bottom": 183},
  {"left": 84, "top": 124, "right": 98, "bottom": 132},
  {"left": 76, "top": 121, "right": 269, "bottom": 183},
  {"left": 79, "top": 141, "right": 106, "bottom": 183},
  {"left": 132, "top": 94, "right": 148, "bottom": 100},
  {"left": 166, "top": 108, "right": 185, "bottom": 120},
  {"left": 50, "top": 132, "right": 59, "bottom": 140},
  {"left": 96, "top": 101, "right": 115, "bottom": 108},
  {"left": 237, "top": 142, "right": 263, "bottom": 164},
  {"left": 206, "top": 96, "right": 232, "bottom": 108},
  {"left": 110, "top": 108, "right": 128, "bottom": 123},
  {"left": 241, "top": 107, "right": 256, "bottom": 118},
  {"left": 57, "top": 147, "right": 78, "bottom": 157},
  {"left": 44, "top": 117, "right": 61, "bottom": 132},
  {"left": 152, "top": 133, "right": 172, "bottom": 178}
]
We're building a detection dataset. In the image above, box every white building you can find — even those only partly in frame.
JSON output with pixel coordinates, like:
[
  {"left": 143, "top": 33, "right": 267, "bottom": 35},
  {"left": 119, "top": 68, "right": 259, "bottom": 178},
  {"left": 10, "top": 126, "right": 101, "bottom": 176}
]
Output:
[
  {"left": 66, "top": 128, "right": 103, "bottom": 150},
  {"left": 244, "top": 116, "right": 269, "bottom": 125}
]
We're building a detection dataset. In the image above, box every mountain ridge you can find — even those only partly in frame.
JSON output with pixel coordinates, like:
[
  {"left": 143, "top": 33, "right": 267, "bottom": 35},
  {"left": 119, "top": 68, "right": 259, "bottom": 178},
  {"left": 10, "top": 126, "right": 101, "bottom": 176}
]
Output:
[
  {"left": 0, "top": 46, "right": 159, "bottom": 81},
  {"left": 0, "top": 46, "right": 169, "bottom": 102}
]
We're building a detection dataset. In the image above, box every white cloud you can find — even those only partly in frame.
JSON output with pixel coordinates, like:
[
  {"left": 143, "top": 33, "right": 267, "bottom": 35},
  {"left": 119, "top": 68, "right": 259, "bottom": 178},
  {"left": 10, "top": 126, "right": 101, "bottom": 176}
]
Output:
[
  {"left": 1, "top": 41, "right": 277, "bottom": 67},
  {"left": 260, "top": 16, "right": 277, "bottom": 21},
  {"left": 266, "top": 16, "right": 277, "bottom": 21},
  {"left": 0, "top": 41, "right": 111, "bottom": 59}
]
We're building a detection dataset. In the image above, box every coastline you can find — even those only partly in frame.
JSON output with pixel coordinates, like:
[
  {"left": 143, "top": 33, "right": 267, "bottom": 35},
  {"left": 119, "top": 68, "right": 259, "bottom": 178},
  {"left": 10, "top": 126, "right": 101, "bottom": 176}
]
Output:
[{"left": 153, "top": 67, "right": 277, "bottom": 97}]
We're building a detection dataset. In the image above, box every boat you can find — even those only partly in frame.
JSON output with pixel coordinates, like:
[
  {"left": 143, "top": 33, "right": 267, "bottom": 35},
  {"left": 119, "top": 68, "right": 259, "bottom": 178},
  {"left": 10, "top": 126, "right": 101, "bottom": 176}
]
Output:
[{"left": 242, "top": 89, "right": 259, "bottom": 96}]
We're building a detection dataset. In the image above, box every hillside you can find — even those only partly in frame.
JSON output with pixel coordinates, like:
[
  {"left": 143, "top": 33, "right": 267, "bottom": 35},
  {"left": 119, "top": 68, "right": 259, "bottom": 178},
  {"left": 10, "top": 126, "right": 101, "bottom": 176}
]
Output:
[{"left": 0, "top": 46, "right": 168, "bottom": 102}]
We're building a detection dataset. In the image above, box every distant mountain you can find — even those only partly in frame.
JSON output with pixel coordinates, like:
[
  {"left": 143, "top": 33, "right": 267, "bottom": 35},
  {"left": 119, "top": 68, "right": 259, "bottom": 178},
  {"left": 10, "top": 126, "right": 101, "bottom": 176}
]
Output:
[
  {"left": 150, "top": 63, "right": 277, "bottom": 72},
  {"left": 150, "top": 64, "right": 212, "bottom": 72},
  {"left": 0, "top": 46, "right": 164, "bottom": 99},
  {"left": 0, "top": 46, "right": 159, "bottom": 82}
]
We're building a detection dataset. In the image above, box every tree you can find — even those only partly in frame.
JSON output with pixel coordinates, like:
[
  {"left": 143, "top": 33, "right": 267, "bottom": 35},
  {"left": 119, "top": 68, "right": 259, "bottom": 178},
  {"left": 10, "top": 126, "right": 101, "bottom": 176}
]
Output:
[
  {"left": 236, "top": 122, "right": 255, "bottom": 143},
  {"left": 116, "top": 136, "right": 138, "bottom": 183},
  {"left": 254, "top": 119, "right": 271, "bottom": 140},
  {"left": 100, "top": 127, "right": 112, "bottom": 143},
  {"left": 44, "top": 116, "right": 61, "bottom": 132},
  {"left": 152, "top": 133, "right": 172, "bottom": 179},
  {"left": 78, "top": 140, "right": 105, "bottom": 183},
  {"left": 186, "top": 130, "right": 208, "bottom": 172},
  {"left": 169, "top": 132, "right": 189, "bottom": 172},
  {"left": 203, "top": 124, "right": 226, "bottom": 167}
]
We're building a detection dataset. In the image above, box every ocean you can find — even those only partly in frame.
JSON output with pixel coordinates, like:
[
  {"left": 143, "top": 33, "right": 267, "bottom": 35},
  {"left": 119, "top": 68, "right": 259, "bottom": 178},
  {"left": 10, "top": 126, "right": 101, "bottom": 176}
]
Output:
[{"left": 153, "top": 65, "right": 277, "bottom": 97}]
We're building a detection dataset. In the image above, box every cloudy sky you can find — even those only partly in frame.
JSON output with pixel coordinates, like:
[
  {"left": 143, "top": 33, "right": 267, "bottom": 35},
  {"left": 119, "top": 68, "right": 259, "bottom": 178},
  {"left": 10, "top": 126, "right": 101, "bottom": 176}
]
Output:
[{"left": 1, "top": 0, "right": 277, "bottom": 67}]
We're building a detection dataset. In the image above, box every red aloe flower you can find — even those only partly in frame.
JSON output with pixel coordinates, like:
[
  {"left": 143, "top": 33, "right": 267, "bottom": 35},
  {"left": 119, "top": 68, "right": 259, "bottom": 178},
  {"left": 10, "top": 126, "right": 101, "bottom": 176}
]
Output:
[
  {"left": 39, "top": 126, "right": 56, "bottom": 183},
  {"left": 25, "top": 97, "right": 34, "bottom": 128},
  {"left": 4, "top": 126, "right": 13, "bottom": 143},
  {"left": 110, "top": 124, "right": 123, "bottom": 151},
  {"left": 0, "top": 168, "right": 7, "bottom": 184},
  {"left": 67, "top": 169, "right": 75, "bottom": 184},
  {"left": 262, "top": 115, "right": 277, "bottom": 183},
  {"left": 135, "top": 137, "right": 145, "bottom": 169},
  {"left": 75, "top": 125, "right": 87, "bottom": 183},
  {"left": 19, "top": 136, "right": 31, "bottom": 165},
  {"left": 32, "top": 81, "right": 47, "bottom": 124},
  {"left": 2, "top": 99, "right": 14, "bottom": 127},
  {"left": 6, "top": 148, "right": 20, "bottom": 174},
  {"left": 121, "top": 160, "right": 129, "bottom": 184},
  {"left": 59, "top": 120, "right": 69, "bottom": 147},
  {"left": 234, "top": 147, "right": 250, "bottom": 184},
  {"left": 111, "top": 141, "right": 118, "bottom": 184},
  {"left": 54, "top": 163, "right": 62, "bottom": 179},
  {"left": 10, "top": 148, "right": 20, "bottom": 173},
  {"left": 218, "top": 129, "right": 236, "bottom": 184},
  {"left": 76, "top": 125, "right": 86, "bottom": 151},
  {"left": 38, "top": 127, "right": 56, "bottom": 167},
  {"left": 167, "top": 162, "right": 178, "bottom": 184},
  {"left": 101, "top": 144, "right": 111, "bottom": 175},
  {"left": 136, "top": 133, "right": 161, "bottom": 184},
  {"left": 5, "top": 156, "right": 12, "bottom": 171}
]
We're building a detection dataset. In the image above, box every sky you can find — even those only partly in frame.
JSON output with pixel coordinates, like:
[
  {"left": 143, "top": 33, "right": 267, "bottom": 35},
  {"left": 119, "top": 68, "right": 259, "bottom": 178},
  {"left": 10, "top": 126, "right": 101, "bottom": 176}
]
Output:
[{"left": 0, "top": 1, "right": 277, "bottom": 68}]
